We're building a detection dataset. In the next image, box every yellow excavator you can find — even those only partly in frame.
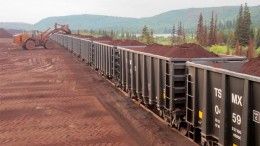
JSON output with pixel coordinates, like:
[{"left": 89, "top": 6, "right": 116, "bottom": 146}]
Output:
[{"left": 13, "top": 23, "right": 71, "bottom": 49}]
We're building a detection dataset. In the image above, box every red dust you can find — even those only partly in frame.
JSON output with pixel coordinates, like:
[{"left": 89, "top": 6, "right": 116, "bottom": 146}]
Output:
[{"left": 105, "top": 39, "right": 145, "bottom": 46}]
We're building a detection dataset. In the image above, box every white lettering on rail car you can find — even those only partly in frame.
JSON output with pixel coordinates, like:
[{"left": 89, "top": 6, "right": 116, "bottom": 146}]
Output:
[
  {"left": 253, "top": 110, "right": 260, "bottom": 123},
  {"left": 232, "top": 126, "right": 242, "bottom": 140},
  {"left": 232, "top": 127, "right": 242, "bottom": 135},
  {"left": 215, "top": 118, "right": 220, "bottom": 128},
  {"left": 231, "top": 93, "right": 242, "bottom": 106},
  {"left": 232, "top": 113, "right": 242, "bottom": 125},
  {"left": 214, "top": 88, "right": 222, "bottom": 98},
  {"left": 233, "top": 133, "right": 241, "bottom": 140},
  {"left": 215, "top": 105, "right": 221, "bottom": 115}
]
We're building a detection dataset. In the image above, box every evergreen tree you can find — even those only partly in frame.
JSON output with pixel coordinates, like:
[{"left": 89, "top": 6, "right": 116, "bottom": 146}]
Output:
[
  {"left": 256, "top": 28, "right": 260, "bottom": 48},
  {"left": 209, "top": 11, "right": 215, "bottom": 45},
  {"left": 171, "top": 24, "right": 176, "bottom": 45},
  {"left": 141, "top": 25, "right": 149, "bottom": 44},
  {"left": 177, "top": 22, "right": 182, "bottom": 44},
  {"left": 177, "top": 22, "right": 183, "bottom": 36},
  {"left": 241, "top": 3, "right": 251, "bottom": 45},
  {"left": 235, "top": 3, "right": 252, "bottom": 46},
  {"left": 226, "top": 39, "right": 230, "bottom": 55},
  {"left": 149, "top": 29, "right": 154, "bottom": 44},
  {"left": 235, "top": 4, "right": 243, "bottom": 42},
  {"left": 203, "top": 23, "right": 208, "bottom": 46},
  {"left": 250, "top": 29, "right": 254, "bottom": 40},
  {"left": 141, "top": 25, "right": 153, "bottom": 44},
  {"left": 120, "top": 28, "right": 125, "bottom": 39},
  {"left": 182, "top": 25, "right": 186, "bottom": 43},
  {"left": 110, "top": 30, "right": 114, "bottom": 38},
  {"left": 213, "top": 14, "right": 217, "bottom": 44},
  {"left": 126, "top": 32, "right": 130, "bottom": 39},
  {"left": 176, "top": 22, "right": 186, "bottom": 44},
  {"left": 196, "top": 13, "right": 204, "bottom": 45}
]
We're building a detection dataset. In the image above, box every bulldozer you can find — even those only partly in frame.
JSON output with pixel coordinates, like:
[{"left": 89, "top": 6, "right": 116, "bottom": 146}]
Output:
[{"left": 13, "top": 23, "right": 71, "bottom": 49}]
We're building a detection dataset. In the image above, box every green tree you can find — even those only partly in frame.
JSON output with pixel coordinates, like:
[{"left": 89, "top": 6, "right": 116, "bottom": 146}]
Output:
[
  {"left": 110, "top": 30, "right": 115, "bottom": 38},
  {"left": 141, "top": 25, "right": 153, "bottom": 44},
  {"left": 177, "top": 22, "right": 182, "bottom": 44},
  {"left": 226, "top": 39, "right": 230, "bottom": 55},
  {"left": 120, "top": 28, "right": 125, "bottom": 39},
  {"left": 149, "top": 29, "right": 154, "bottom": 44},
  {"left": 203, "top": 23, "right": 208, "bottom": 46},
  {"left": 209, "top": 11, "right": 215, "bottom": 46},
  {"left": 256, "top": 28, "right": 260, "bottom": 48},
  {"left": 171, "top": 24, "right": 176, "bottom": 45},
  {"left": 126, "top": 32, "right": 130, "bottom": 39},
  {"left": 214, "top": 14, "right": 217, "bottom": 44},
  {"left": 235, "top": 4, "right": 243, "bottom": 43},
  {"left": 196, "top": 13, "right": 204, "bottom": 45},
  {"left": 241, "top": 3, "right": 252, "bottom": 45},
  {"left": 235, "top": 3, "right": 252, "bottom": 46}
]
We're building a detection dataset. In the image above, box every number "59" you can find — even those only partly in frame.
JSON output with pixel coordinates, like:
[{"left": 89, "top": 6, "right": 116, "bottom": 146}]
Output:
[{"left": 232, "top": 113, "right": 241, "bottom": 125}]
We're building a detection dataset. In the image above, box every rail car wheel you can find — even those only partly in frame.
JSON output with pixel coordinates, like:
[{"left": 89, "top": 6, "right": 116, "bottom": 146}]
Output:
[
  {"left": 25, "top": 39, "right": 35, "bottom": 50},
  {"left": 202, "top": 140, "right": 215, "bottom": 146},
  {"left": 159, "top": 110, "right": 164, "bottom": 117},
  {"left": 178, "top": 122, "right": 188, "bottom": 136},
  {"left": 44, "top": 40, "right": 54, "bottom": 49}
]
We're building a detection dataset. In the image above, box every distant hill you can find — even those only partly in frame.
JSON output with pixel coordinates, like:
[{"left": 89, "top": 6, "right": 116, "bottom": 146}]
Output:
[
  {"left": 1, "top": 5, "right": 260, "bottom": 33},
  {"left": 0, "top": 22, "right": 32, "bottom": 30},
  {"left": 33, "top": 5, "right": 260, "bottom": 33},
  {"left": 6, "top": 29, "right": 24, "bottom": 35}
]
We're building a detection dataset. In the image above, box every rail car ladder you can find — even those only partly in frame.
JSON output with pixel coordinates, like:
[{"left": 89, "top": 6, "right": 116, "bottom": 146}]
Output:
[
  {"left": 186, "top": 73, "right": 198, "bottom": 141},
  {"left": 164, "top": 61, "right": 187, "bottom": 127},
  {"left": 112, "top": 49, "right": 121, "bottom": 86},
  {"left": 90, "top": 44, "right": 95, "bottom": 67}
]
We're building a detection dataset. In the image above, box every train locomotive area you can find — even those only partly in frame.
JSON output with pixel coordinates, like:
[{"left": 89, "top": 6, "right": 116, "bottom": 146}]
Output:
[{"left": 0, "top": 28, "right": 259, "bottom": 146}]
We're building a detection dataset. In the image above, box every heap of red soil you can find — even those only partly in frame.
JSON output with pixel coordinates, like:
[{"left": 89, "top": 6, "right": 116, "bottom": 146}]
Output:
[
  {"left": 91, "top": 36, "right": 113, "bottom": 41},
  {"left": 6, "top": 29, "right": 23, "bottom": 35},
  {"left": 240, "top": 56, "right": 260, "bottom": 77},
  {"left": 69, "top": 34, "right": 96, "bottom": 39},
  {"left": 0, "top": 28, "right": 12, "bottom": 38},
  {"left": 132, "top": 43, "right": 218, "bottom": 58},
  {"left": 106, "top": 39, "right": 145, "bottom": 46}
]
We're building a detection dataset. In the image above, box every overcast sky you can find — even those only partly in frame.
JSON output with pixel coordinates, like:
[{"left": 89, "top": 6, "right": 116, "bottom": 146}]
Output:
[{"left": 0, "top": 0, "right": 259, "bottom": 24}]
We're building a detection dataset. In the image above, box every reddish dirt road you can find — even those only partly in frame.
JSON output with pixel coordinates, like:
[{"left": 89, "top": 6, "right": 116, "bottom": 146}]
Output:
[{"left": 0, "top": 39, "right": 197, "bottom": 146}]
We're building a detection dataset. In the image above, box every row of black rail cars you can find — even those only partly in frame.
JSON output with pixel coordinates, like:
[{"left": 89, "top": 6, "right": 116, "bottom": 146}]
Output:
[{"left": 51, "top": 34, "right": 259, "bottom": 146}]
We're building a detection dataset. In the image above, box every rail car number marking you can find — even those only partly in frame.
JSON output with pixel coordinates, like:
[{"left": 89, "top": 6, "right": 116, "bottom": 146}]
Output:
[
  {"left": 253, "top": 110, "right": 260, "bottom": 123},
  {"left": 214, "top": 88, "right": 222, "bottom": 98},
  {"left": 232, "top": 113, "right": 242, "bottom": 125},
  {"left": 231, "top": 93, "right": 242, "bottom": 106}
]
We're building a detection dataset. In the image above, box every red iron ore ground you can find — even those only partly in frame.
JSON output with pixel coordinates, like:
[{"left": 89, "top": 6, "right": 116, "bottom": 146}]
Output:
[{"left": 0, "top": 39, "right": 197, "bottom": 146}]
